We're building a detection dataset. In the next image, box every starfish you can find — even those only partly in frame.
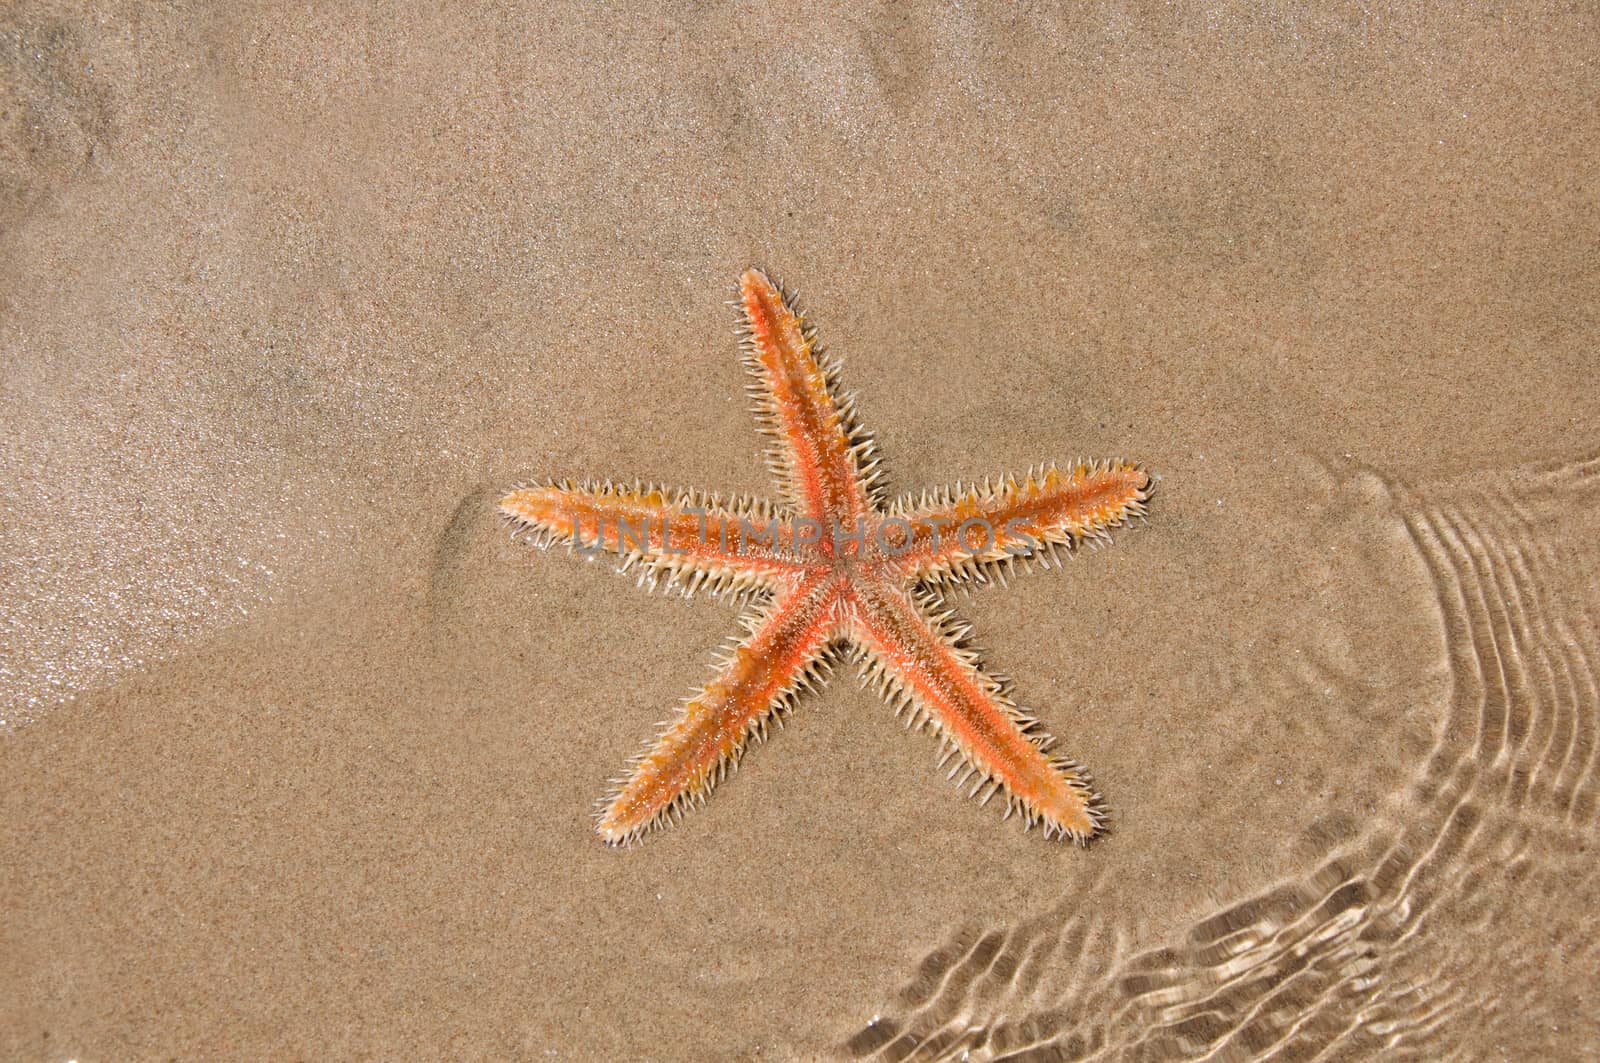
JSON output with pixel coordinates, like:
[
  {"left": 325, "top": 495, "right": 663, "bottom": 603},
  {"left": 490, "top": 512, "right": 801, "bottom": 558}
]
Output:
[{"left": 499, "top": 270, "right": 1150, "bottom": 846}]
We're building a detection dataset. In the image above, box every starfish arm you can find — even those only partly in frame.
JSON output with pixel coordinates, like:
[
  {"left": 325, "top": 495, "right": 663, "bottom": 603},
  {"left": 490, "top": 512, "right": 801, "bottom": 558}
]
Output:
[
  {"left": 845, "top": 582, "right": 1105, "bottom": 841},
  {"left": 738, "top": 269, "right": 881, "bottom": 527},
  {"left": 884, "top": 461, "right": 1150, "bottom": 585},
  {"left": 598, "top": 573, "right": 841, "bottom": 844},
  {"left": 499, "top": 480, "right": 803, "bottom": 595}
]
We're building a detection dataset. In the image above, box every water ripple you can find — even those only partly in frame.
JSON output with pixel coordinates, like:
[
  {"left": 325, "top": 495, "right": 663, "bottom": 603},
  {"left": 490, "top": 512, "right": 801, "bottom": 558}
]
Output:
[{"left": 844, "top": 449, "right": 1600, "bottom": 1060}]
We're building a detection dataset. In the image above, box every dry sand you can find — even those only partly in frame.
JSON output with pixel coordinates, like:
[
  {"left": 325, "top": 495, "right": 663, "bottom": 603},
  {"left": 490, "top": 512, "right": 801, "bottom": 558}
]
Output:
[{"left": 4, "top": 4, "right": 1598, "bottom": 1059}]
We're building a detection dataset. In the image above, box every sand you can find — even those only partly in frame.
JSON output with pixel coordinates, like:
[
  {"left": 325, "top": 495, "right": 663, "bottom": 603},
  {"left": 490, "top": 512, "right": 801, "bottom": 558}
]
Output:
[{"left": 4, "top": 3, "right": 1598, "bottom": 1059}]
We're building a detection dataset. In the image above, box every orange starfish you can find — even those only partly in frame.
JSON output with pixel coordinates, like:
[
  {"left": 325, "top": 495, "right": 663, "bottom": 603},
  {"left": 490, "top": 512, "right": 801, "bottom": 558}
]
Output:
[{"left": 500, "top": 270, "right": 1150, "bottom": 846}]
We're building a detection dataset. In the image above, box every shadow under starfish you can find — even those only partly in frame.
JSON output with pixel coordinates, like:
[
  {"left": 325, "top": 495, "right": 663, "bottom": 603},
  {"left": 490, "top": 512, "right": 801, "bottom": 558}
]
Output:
[{"left": 500, "top": 269, "right": 1151, "bottom": 846}]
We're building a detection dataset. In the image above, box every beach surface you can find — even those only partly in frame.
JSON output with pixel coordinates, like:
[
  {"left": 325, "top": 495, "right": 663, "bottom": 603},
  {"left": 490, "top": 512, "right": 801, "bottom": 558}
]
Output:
[{"left": 4, "top": 4, "right": 1598, "bottom": 1058}]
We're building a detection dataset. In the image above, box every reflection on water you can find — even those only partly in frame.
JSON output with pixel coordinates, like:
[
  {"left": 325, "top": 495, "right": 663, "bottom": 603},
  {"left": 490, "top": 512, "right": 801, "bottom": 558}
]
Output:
[{"left": 845, "top": 452, "right": 1600, "bottom": 1061}]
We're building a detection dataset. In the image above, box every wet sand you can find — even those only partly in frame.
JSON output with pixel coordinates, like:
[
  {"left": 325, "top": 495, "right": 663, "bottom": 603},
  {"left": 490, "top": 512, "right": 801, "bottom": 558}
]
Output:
[{"left": 4, "top": 5, "right": 1598, "bottom": 1059}]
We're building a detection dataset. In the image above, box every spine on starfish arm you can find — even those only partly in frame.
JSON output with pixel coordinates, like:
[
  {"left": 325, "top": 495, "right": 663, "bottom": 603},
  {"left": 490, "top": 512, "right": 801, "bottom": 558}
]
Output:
[
  {"left": 597, "top": 574, "right": 841, "bottom": 845},
  {"left": 498, "top": 478, "right": 798, "bottom": 598},
  {"left": 888, "top": 460, "right": 1151, "bottom": 588},
  {"left": 737, "top": 269, "right": 891, "bottom": 519},
  {"left": 848, "top": 584, "right": 1108, "bottom": 842}
]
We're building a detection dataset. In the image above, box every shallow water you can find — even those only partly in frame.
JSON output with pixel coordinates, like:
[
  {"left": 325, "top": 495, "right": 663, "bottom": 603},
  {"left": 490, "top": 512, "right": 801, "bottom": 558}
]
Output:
[
  {"left": 846, "top": 454, "right": 1600, "bottom": 1060},
  {"left": 4, "top": 4, "right": 1598, "bottom": 1060}
]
